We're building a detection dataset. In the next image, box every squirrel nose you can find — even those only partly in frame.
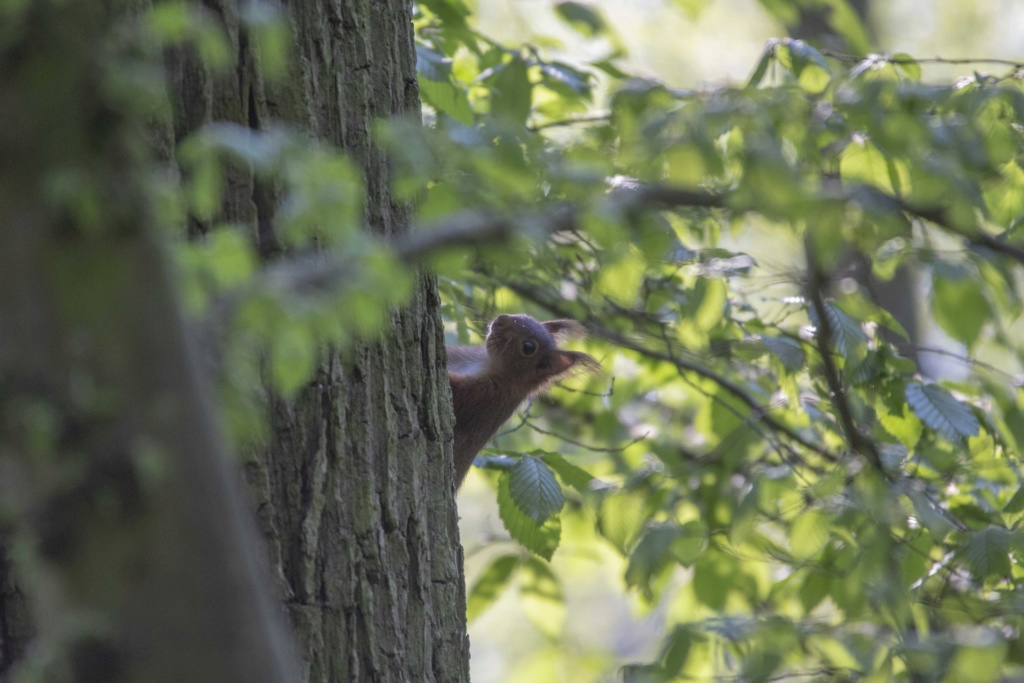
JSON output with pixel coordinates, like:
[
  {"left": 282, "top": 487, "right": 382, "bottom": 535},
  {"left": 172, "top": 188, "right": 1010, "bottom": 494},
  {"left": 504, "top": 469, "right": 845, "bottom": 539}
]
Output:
[{"left": 491, "top": 314, "right": 512, "bottom": 329}]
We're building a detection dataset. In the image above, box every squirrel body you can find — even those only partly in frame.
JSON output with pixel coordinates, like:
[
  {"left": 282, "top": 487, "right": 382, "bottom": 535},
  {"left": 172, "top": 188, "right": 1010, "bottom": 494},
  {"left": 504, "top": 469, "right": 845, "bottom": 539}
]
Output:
[{"left": 447, "top": 314, "right": 599, "bottom": 487}]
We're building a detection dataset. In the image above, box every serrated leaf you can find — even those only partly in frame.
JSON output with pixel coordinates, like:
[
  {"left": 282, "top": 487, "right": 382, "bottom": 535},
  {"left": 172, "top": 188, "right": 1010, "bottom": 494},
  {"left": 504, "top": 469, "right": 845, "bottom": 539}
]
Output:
[
  {"left": 541, "top": 452, "right": 596, "bottom": 494},
  {"left": 846, "top": 350, "right": 883, "bottom": 386},
  {"left": 509, "top": 458, "right": 564, "bottom": 523},
  {"left": 762, "top": 335, "right": 805, "bottom": 372},
  {"left": 905, "top": 382, "right": 980, "bottom": 443},
  {"left": 466, "top": 554, "right": 519, "bottom": 621},
  {"left": 519, "top": 557, "right": 565, "bottom": 637},
  {"left": 790, "top": 509, "right": 829, "bottom": 560},
  {"left": 962, "top": 526, "right": 1012, "bottom": 579},
  {"left": 497, "top": 473, "right": 561, "bottom": 560},
  {"left": 809, "top": 302, "right": 868, "bottom": 356},
  {"left": 1004, "top": 485, "right": 1024, "bottom": 514}
]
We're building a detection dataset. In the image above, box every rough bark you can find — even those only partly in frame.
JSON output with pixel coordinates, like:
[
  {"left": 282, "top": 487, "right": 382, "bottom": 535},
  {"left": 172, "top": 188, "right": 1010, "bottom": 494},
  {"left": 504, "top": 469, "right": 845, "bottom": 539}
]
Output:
[
  {"left": 165, "top": 1, "right": 470, "bottom": 681},
  {"left": 0, "top": 3, "right": 296, "bottom": 681}
]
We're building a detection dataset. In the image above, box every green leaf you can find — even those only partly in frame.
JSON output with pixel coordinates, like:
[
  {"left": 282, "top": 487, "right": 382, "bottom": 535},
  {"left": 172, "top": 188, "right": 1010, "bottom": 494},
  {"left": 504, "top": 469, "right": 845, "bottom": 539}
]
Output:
[
  {"left": 497, "top": 473, "right": 561, "bottom": 560},
  {"left": 962, "top": 526, "right": 1012, "bottom": 579},
  {"left": 489, "top": 57, "right": 532, "bottom": 125},
  {"left": 761, "top": 335, "right": 805, "bottom": 372},
  {"left": 466, "top": 554, "right": 519, "bottom": 621},
  {"left": 789, "top": 509, "right": 830, "bottom": 560},
  {"left": 747, "top": 43, "right": 776, "bottom": 88},
  {"left": 780, "top": 39, "right": 831, "bottom": 92},
  {"left": 541, "top": 452, "right": 596, "bottom": 494},
  {"left": 626, "top": 524, "right": 685, "bottom": 598},
  {"left": 906, "top": 490, "right": 955, "bottom": 541},
  {"left": 519, "top": 557, "right": 565, "bottom": 637},
  {"left": 199, "top": 227, "right": 257, "bottom": 288},
  {"left": 905, "top": 382, "right": 981, "bottom": 443},
  {"left": 729, "top": 482, "right": 760, "bottom": 545},
  {"left": 931, "top": 268, "right": 991, "bottom": 349},
  {"left": 419, "top": 78, "right": 474, "bottom": 125},
  {"left": 661, "top": 625, "right": 704, "bottom": 675},
  {"left": 809, "top": 302, "right": 868, "bottom": 356},
  {"left": 554, "top": 1, "right": 606, "bottom": 37},
  {"left": 598, "top": 490, "right": 649, "bottom": 554},
  {"left": 893, "top": 53, "right": 922, "bottom": 81},
  {"left": 509, "top": 457, "right": 564, "bottom": 523},
  {"left": 879, "top": 403, "right": 923, "bottom": 450},
  {"left": 240, "top": 1, "right": 290, "bottom": 80},
  {"left": 269, "top": 321, "right": 317, "bottom": 396},
  {"left": 539, "top": 62, "right": 592, "bottom": 98},
  {"left": 1003, "top": 485, "right": 1024, "bottom": 514},
  {"left": 798, "top": 568, "right": 831, "bottom": 611}
]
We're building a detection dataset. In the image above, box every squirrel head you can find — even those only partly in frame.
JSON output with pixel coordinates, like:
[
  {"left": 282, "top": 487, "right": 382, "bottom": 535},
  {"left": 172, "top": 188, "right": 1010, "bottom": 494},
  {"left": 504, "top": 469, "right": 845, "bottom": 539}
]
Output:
[{"left": 484, "top": 314, "right": 600, "bottom": 393}]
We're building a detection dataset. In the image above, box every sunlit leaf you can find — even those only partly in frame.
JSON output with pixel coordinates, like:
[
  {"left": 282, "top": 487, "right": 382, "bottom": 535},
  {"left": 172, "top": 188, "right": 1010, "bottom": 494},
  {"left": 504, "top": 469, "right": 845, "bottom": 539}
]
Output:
[
  {"left": 466, "top": 554, "right": 519, "bottom": 621},
  {"left": 598, "top": 490, "right": 649, "bottom": 554},
  {"left": 541, "top": 452, "right": 597, "bottom": 494},
  {"left": 497, "top": 473, "right": 561, "bottom": 560},
  {"left": 931, "top": 267, "right": 991, "bottom": 349},
  {"left": 789, "top": 509, "right": 829, "bottom": 560},
  {"left": 489, "top": 57, "right": 532, "bottom": 125}
]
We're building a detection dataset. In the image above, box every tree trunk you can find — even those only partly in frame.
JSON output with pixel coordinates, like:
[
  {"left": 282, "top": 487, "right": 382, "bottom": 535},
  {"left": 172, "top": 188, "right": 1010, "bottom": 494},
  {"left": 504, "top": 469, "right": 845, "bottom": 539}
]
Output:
[
  {"left": 165, "top": 1, "right": 470, "bottom": 681},
  {"left": 0, "top": 3, "right": 296, "bottom": 681}
]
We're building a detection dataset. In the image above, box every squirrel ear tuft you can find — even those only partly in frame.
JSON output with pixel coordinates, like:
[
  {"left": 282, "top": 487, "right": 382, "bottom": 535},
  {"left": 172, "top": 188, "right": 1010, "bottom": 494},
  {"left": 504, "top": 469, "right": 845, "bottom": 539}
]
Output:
[{"left": 542, "top": 319, "right": 586, "bottom": 341}]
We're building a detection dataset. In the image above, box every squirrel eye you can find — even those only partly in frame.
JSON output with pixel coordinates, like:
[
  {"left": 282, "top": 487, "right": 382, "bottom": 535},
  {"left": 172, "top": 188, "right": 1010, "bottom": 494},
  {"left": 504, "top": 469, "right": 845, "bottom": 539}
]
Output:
[{"left": 522, "top": 339, "right": 537, "bottom": 356}]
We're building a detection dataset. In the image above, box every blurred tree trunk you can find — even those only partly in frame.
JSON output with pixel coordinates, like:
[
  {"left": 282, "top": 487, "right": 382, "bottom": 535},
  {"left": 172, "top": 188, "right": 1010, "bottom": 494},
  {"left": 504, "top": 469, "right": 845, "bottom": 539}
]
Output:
[
  {"left": 0, "top": 2, "right": 296, "bottom": 681},
  {"left": 164, "top": 1, "right": 469, "bottom": 682},
  {"left": 0, "top": 0, "right": 467, "bottom": 681}
]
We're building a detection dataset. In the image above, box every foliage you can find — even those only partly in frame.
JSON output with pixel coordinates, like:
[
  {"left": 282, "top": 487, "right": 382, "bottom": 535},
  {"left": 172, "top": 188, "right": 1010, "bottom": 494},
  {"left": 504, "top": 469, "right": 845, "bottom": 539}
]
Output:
[{"left": 147, "top": 0, "right": 1024, "bottom": 680}]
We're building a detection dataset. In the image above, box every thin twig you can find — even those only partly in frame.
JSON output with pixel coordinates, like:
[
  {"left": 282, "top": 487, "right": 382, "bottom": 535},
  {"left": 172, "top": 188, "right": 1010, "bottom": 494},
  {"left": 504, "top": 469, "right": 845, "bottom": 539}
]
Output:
[
  {"left": 803, "top": 235, "right": 882, "bottom": 471},
  {"left": 820, "top": 48, "right": 1024, "bottom": 70},
  {"left": 523, "top": 418, "right": 648, "bottom": 453}
]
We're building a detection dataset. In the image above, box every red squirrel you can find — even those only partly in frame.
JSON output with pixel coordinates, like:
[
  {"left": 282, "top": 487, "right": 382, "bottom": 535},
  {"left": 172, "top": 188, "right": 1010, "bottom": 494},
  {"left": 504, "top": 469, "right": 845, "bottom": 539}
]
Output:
[{"left": 447, "top": 313, "right": 600, "bottom": 487}]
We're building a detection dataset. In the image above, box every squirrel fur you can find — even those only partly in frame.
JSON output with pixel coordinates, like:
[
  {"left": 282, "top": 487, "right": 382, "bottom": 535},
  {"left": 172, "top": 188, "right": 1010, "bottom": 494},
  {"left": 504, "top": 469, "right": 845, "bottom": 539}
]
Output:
[{"left": 446, "top": 313, "right": 600, "bottom": 487}]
